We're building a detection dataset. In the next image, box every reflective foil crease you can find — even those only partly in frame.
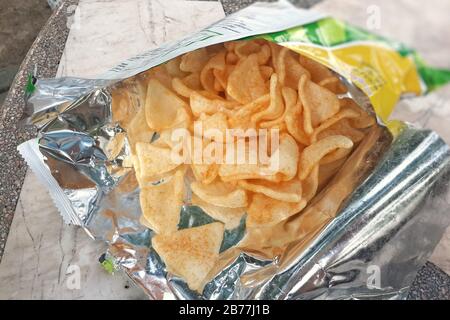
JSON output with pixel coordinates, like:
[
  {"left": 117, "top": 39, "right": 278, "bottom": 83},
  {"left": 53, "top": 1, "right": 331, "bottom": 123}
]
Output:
[{"left": 17, "top": 73, "right": 450, "bottom": 300}]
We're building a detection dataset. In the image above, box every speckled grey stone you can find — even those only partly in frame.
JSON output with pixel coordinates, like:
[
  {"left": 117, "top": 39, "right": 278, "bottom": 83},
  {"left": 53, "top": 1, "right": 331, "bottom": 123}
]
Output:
[
  {"left": 220, "top": 0, "right": 321, "bottom": 14},
  {"left": 0, "top": 0, "right": 78, "bottom": 262},
  {"left": 408, "top": 262, "right": 450, "bottom": 300}
]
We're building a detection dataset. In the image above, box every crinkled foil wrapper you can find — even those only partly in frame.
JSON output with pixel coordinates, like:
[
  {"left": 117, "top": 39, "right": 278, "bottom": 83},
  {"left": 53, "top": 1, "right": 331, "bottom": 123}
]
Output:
[{"left": 18, "top": 73, "right": 450, "bottom": 300}]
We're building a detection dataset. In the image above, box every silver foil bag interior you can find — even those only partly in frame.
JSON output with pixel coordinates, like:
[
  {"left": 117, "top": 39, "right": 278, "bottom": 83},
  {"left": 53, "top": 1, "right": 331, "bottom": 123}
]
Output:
[{"left": 20, "top": 76, "right": 450, "bottom": 300}]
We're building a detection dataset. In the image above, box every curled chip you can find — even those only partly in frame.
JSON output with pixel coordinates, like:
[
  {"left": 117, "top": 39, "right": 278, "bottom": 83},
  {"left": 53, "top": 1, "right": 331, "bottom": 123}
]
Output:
[
  {"left": 299, "top": 74, "right": 340, "bottom": 130},
  {"left": 190, "top": 91, "right": 239, "bottom": 117},
  {"left": 191, "top": 180, "right": 248, "bottom": 208},
  {"left": 278, "top": 47, "right": 310, "bottom": 89},
  {"left": 200, "top": 51, "right": 226, "bottom": 93},
  {"left": 227, "top": 53, "right": 267, "bottom": 104},
  {"left": 191, "top": 194, "right": 245, "bottom": 230},
  {"left": 298, "top": 135, "right": 353, "bottom": 180},
  {"left": 247, "top": 193, "right": 307, "bottom": 227},
  {"left": 152, "top": 222, "right": 224, "bottom": 292},
  {"left": 251, "top": 74, "right": 284, "bottom": 123},
  {"left": 139, "top": 169, "right": 185, "bottom": 234},
  {"left": 238, "top": 178, "right": 302, "bottom": 203},
  {"left": 260, "top": 86, "right": 297, "bottom": 129},
  {"left": 310, "top": 108, "right": 360, "bottom": 143},
  {"left": 145, "top": 78, "right": 191, "bottom": 130}
]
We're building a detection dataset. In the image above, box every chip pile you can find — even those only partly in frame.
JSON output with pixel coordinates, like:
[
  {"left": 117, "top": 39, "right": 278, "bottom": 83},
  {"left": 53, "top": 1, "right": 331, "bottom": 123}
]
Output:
[{"left": 111, "top": 39, "right": 376, "bottom": 292}]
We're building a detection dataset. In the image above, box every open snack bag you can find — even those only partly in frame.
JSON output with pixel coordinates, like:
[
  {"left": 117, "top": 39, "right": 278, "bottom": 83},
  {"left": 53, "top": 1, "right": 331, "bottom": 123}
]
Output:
[{"left": 19, "top": 1, "right": 450, "bottom": 299}]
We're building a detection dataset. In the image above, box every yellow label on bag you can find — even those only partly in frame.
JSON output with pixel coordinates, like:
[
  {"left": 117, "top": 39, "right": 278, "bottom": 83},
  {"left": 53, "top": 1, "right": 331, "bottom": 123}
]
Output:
[{"left": 283, "top": 42, "right": 422, "bottom": 122}]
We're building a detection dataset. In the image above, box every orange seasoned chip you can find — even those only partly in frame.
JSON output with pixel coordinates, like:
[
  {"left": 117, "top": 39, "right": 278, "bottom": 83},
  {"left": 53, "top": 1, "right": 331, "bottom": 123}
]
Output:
[{"left": 152, "top": 222, "right": 224, "bottom": 292}]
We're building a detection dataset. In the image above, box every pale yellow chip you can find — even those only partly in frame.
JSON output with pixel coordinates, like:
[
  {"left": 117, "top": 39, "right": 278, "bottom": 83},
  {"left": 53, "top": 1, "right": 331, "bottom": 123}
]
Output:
[
  {"left": 191, "top": 179, "right": 248, "bottom": 208},
  {"left": 191, "top": 194, "right": 245, "bottom": 230},
  {"left": 180, "top": 48, "right": 210, "bottom": 73},
  {"left": 238, "top": 178, "right": 302, "bottom": 203},
  {"left": 135, "top": 142, "right": 180, "bottom": 182},
  {"left": 152, "top": 222, "right": 224, "bottom": 292},
  {"left": 298, "top": 135, "right": 353, "bottom": 180},
  {"left": 139, "top": 169, "right": 185, "bottom": 234},
  {"left": 227, "top": 53, "right": 267, "bottom": 104},
  {"left": 247, "top": 193, "right": 307, "bottom": 227},
  {"left": 145, "top": 78, "right": 191, "bottom": 130},
  {"left": 299, "top": 75, "right": 340, "bottom": 131}
]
